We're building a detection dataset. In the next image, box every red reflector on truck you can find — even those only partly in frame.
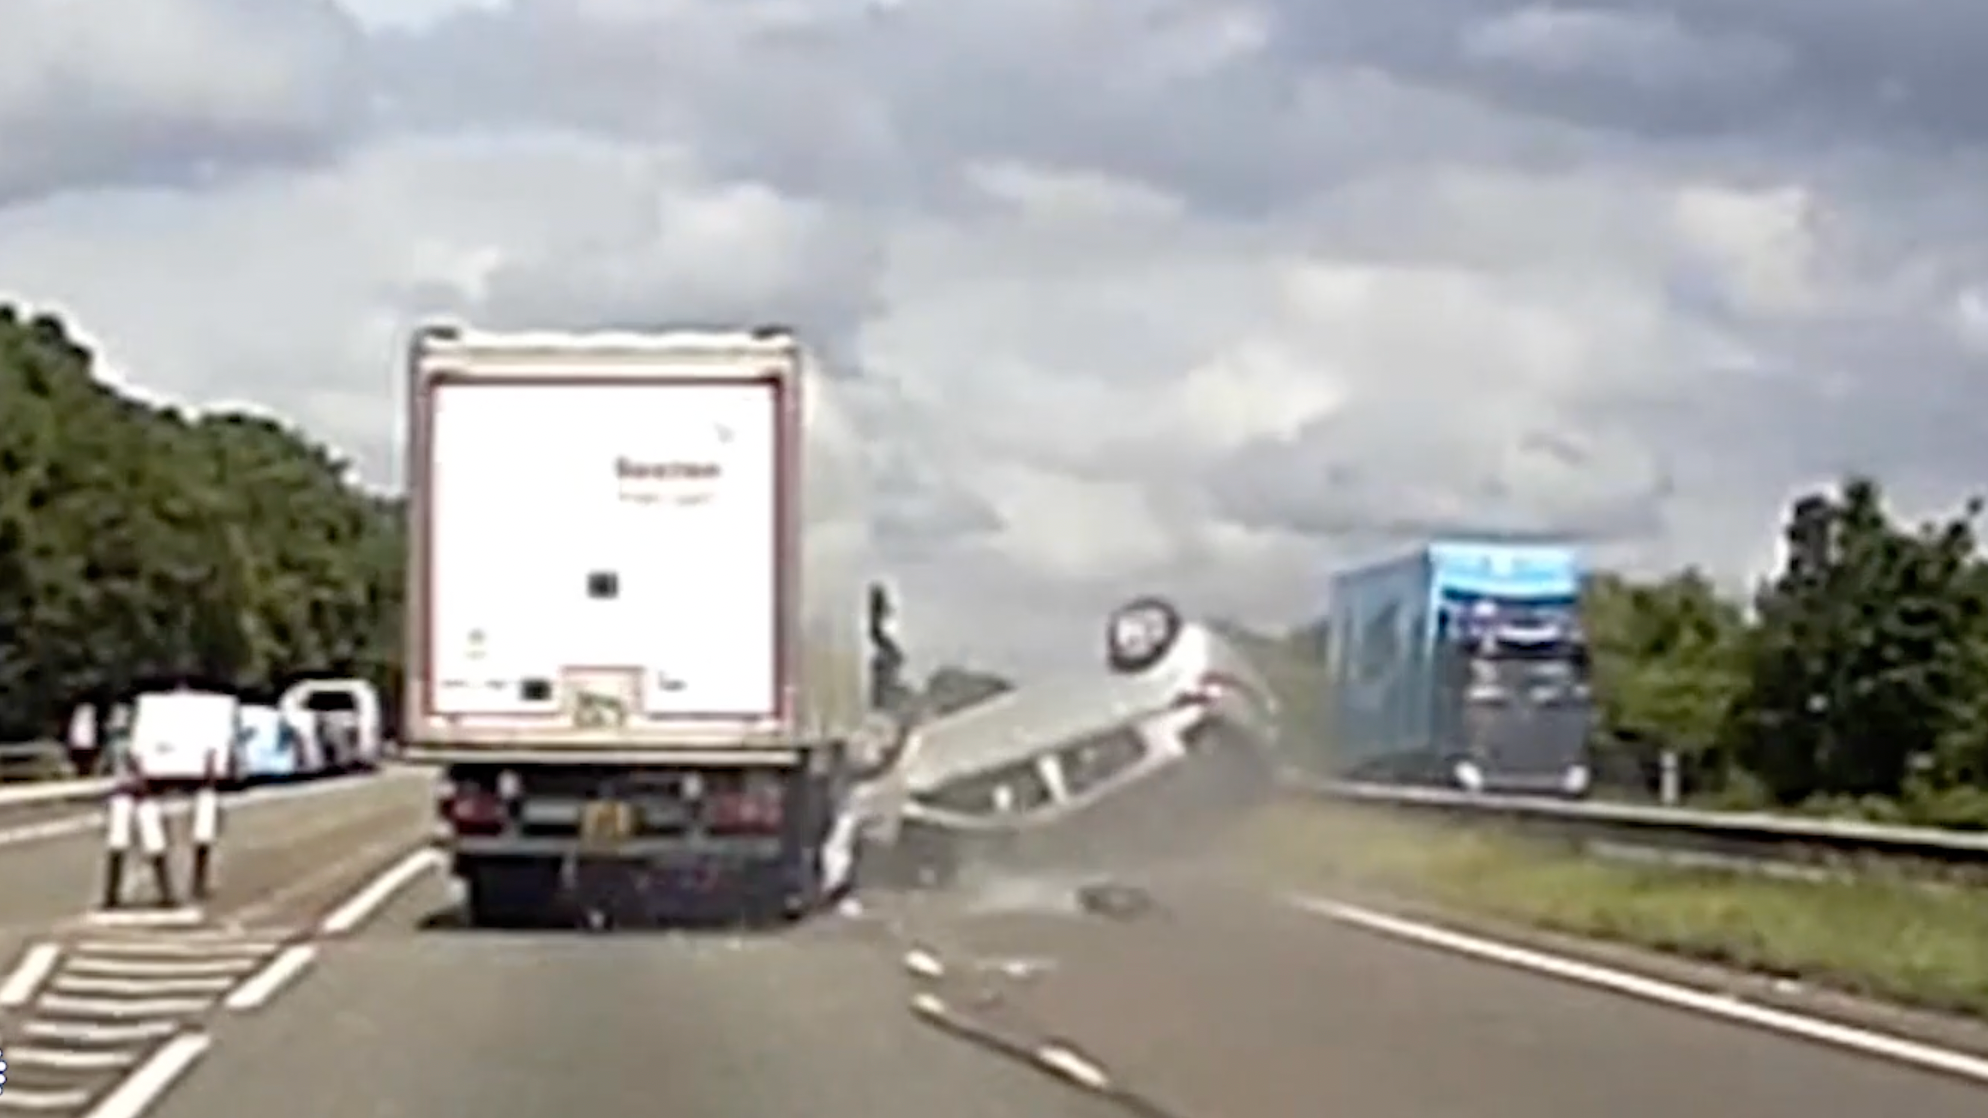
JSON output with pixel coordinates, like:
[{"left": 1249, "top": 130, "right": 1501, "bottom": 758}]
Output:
[
  {"left": 706, "top": 787, "right": 783, "bottom": 833},
  {"left": 447, "top": 787, "right": 507, "bottom": 835}
]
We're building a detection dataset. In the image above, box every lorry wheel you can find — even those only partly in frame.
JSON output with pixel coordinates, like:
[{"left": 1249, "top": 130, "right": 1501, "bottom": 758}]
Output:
[
  {"left": 779, "top": 892, "right": 813, "bottom": 923},
  {"left": 462, "top": 861, "right": 559, "bottom": 929}
]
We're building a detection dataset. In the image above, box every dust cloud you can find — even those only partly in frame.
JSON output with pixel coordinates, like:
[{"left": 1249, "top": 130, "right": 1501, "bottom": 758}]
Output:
[{"left": 934, "top": 726, "right": 1284, "bottom": 916}]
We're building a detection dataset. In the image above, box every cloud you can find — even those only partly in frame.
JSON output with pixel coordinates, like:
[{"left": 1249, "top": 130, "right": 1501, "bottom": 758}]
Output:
[
  {"left": 0, "top": 0, "right": 369, "bottom": 203},
  {"left": 5, "top": 0, "right": 1988, "bottom": 671}
]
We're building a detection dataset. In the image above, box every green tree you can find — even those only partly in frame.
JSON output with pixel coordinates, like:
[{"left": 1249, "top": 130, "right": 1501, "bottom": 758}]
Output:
[
  {"left": 0, "top": 306, "right": 403, "bottom": 744},
  {"left": 1727, "top": 477, "right": 1987, "bottom": 805},
  {"left": 1583, "top": 569, "right": 1747, "bottom": 789}
]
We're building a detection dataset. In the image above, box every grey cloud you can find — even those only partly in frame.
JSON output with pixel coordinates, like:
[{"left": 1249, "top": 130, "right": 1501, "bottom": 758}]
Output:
[
  {"left": 1203, "top": 415, "right": 1676, "bottom": 548},
  {"left": 372, "top": 0, "right": 1625, "bottom": 218},
  {"left": 0, "top": 0, "right": 370, "bottom": 203},
  {"left": 1265, "top": 0, "right": 1988, "bottom": 150},
  {"left": 16, "top": 0, "right": 1988, "bottom": 666},
  {"left": 472, "top": 186, "right": 886, "bottom": 364},
  {"left": 872, "top": 461, "right": 1006, "bottom": 557}
]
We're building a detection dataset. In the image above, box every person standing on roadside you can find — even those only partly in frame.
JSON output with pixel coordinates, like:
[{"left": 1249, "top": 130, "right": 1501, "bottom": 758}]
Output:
[{"left": 65, "top": 702, "right": 98, "bottom": 778}]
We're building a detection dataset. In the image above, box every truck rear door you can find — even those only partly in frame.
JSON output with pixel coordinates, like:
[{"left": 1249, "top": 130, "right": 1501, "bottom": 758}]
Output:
[{"left": 422, "top": 365, "right": 789, "bottom": 739}]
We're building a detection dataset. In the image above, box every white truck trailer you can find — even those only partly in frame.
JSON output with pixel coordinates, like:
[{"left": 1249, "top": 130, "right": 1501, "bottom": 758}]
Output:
[{"left": 401, "top": 321, "right": 883, "bottom": 927}]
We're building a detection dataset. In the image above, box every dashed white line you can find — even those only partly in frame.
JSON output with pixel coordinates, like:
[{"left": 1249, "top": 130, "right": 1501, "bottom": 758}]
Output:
[
  {"left": 222, "top": 944, "right": 316, "bottom": 1011},
  {"left": 0, "top": 813, "right": 99, "bottom": 850},
  {"left": 0, "top": 1086, "right": 95, "bottom": 1111},
  {"left": 0, "top": 941, "right": 61, "bottom": 1007},
  {"left": 1034, "top": 1044, "right": 1113, "bottom": 1092},
  {"left": 1292, "top": 895, "right": 1988, "bottom": 1086},
  {"left": 81, "top": 1032, "right": 212, "bottom": 1118},
  {"left": 38, "top": 992, "right": 213, "bottom": 1017},
  {"left": 69, "top": 937, "right": 278, "bottom": 958},
  {"left": 3, "top": 1045, "right": 139, "bottom": 1070},
  {"left": 903, "top": 947, "right": 946, "bottom": 979},
  {"left": 21, "top": 1018, "right": 179, "bottom": 1044},
  {"left": 81, "top": 909, "right": 207, "bottom": 929},
  {"left": 51, "top": 972, "right": 236, "bottom": 996},
  {"left": 318, "top": 846, "right": 441, "bottom": 935},
  {"left": 64, "top": 955, "right": 259, "bottom": 979}
]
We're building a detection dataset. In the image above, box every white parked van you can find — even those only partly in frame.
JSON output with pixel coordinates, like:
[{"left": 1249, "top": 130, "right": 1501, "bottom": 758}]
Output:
[{"left": 128, "top": 688, "right": 242, "bottom": 789}]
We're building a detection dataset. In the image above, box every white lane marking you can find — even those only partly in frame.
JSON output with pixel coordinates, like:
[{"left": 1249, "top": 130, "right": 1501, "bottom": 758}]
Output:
[
  {"left": 0, "top": 941, "right": 61, "bottom": 1007},
  {"left": 903, "top": 947, "right": 946, "bottom": 979},
  {"left": 318, "top": 847, "right": 442, "bottom": 935},
  {"left": 82, "top": 1031, "right": 212, "bottom": 1118},
  {"left": 21, "top": 1018, "right": 178, "bottom": 1043},
  {"left": 65, "top": 955, "right": 260, "bottom": 979},
  {"left": 83, "top": 909, "right": 207, "bottom": 929},
  {"left": 1292, "top": 896, "right": 1988, "bottom": 1085},
  {"left": 0, "top": 777, "right": 112, "bottom": 808},
  {"left": 52, "top": 972, "right": 236, "bottom": 996},
  {"left": 69, "top": 938, "right": 279, "bottom": 958},
  {"left": 4, "top": 1044, "right": 138, "bottom": 1070},
  {"left": 910, "top": 991, "right": 948, "bottom": 1018},
  {"left": 38, "top": 992, "right": 213, "bottom": 1017},
  {"left": 222, "top": 944, "right": 316, "bottom": 1010},
  {"left": 0, "top": 814, "right": 99, "bottom": 849},
  {"left": 1034, "top": 1044, "right": 1113, "bottom": 1091},
  {"left": 0, "top": 1086, "right": 94, "bottom": 1111}
]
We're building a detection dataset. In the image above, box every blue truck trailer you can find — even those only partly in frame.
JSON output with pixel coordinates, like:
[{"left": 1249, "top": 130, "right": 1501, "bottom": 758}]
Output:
[{"left": 1323, "top": 540, "right": 1593, "bottom": 796}]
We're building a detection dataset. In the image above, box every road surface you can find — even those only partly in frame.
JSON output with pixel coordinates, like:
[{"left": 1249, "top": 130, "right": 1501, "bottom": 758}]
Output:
[{"left": 0, "top": 779, "right": 1983, "bottom": 1118}]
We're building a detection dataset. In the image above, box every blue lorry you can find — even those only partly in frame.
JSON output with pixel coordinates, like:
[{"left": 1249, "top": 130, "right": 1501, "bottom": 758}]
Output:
[{"left": 1323, "top": 540, "right": 1593, "bottom": 796}]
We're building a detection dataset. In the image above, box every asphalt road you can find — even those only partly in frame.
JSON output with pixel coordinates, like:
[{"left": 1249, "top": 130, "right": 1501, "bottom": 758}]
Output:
[
  {"left": 2, "top": 782, "right": 1985, "bottom": 1118},
  {"left": 0, "top": 769, "right": 434, "bottom": 936}
]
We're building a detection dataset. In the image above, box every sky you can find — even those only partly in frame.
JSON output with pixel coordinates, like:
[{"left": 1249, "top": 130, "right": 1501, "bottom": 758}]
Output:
[{"left": 3, "top": 0, "right": 1986, "bottom": 673}]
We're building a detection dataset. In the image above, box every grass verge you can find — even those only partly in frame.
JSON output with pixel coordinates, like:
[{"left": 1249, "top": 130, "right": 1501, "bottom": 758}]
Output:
[{"left": 1238, "top": 801, "right": 1988, "bottom": 1021}]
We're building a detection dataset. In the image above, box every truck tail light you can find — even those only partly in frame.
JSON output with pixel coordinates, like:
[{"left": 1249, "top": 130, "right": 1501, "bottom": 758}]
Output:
[
  {"left": 707, "top": 774, "right": 785, "bottom": 834},
  {"left": 445, "top": 784, "right": 507, "bottom": 835}
]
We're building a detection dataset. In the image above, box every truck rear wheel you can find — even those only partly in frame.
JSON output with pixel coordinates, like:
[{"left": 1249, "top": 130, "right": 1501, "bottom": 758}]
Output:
[{"left": 461, "top": 859, "right": 560, "bottom": 929}]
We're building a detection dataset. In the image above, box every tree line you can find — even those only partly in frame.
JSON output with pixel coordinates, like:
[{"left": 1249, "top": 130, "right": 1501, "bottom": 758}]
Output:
[
  {"left": 0, "top": 307, "right": 403, "bottom": 746},
  {"left": 1586, "top": 476, "right": 1988, "bottom": 825}
]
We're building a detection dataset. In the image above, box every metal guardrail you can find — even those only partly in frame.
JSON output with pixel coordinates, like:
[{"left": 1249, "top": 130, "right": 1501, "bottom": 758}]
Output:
[
  {"left": 0, "top": 739, "right": 107, "bottom": 809},
  {"left": 1285, "top": 775, "right": 1988, "bottom": 872},
  {"left": 0, "top": 739, "right": 74, "bottom": 781}
]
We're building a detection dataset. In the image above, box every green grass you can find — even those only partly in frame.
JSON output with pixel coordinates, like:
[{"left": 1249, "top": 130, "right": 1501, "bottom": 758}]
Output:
[{"left": 1239, "top": 802, "right": 1988, "bottom": 1020}]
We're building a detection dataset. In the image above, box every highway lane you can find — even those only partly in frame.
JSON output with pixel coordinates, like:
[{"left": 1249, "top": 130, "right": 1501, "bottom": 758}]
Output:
[
  {"left": 112, "top": 858, "right": 1988, "bottom": 1118},
  {"left": 0, "top": 792, "right": 119, "bottom": 839},
  {"left": 8, "top": 787, "right": 1987, "bottom": 1118},
  {"left": 0, "top": 769, "right": 438, "bottom": 1114},
  {"left": 147, "top": 887, "right": 1130, "bottom": 1118},
  {"left": 899, "top": 872, "right": 1988, "bottom": 1118},
  {"left": 0, "top": 770, "right": 434, "bottom": 972}
]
